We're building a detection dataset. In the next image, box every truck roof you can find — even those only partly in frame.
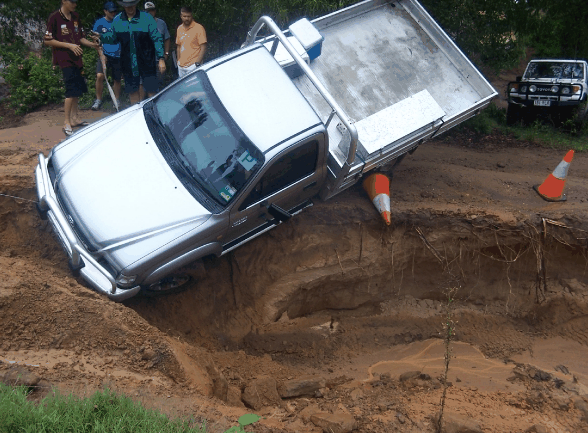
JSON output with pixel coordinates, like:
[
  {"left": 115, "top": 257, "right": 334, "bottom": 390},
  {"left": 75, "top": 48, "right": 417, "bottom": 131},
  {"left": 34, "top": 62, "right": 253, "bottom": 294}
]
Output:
[{"left": 205, "top": 46, "right": 322, "bottom": 154}]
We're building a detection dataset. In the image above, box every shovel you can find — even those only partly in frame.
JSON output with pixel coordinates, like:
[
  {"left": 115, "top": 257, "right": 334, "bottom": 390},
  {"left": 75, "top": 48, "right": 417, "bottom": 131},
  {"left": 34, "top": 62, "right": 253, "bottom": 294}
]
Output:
[{"left": 97, "top": 47, "right": 119, "bottom": 112}]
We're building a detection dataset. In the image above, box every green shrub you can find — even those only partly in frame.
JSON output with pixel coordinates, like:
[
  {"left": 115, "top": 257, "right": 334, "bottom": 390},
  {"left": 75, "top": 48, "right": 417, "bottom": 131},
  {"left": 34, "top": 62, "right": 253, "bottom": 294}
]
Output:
[{"left": 2, "top": 53, "right": 64, "bottom": 114}]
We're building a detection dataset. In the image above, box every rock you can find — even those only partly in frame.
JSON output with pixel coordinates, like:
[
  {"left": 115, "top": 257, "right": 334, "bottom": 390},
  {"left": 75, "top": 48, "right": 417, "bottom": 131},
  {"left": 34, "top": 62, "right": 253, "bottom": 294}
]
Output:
[
  {"left": 552, "top": 395, "right": 570, "bottom": 411},
  {"left": 279, "top": 375, "right": 326, "bottom": 398},
  {"left": 572, "top": 397, "right": 588, "bottom": 419},
  {"left": 497, "top": 162, "right": 506, "bottom": 168},
  {"left": 141, "top": 349, "right": 157, "bottom": 361},
  {"left": 299, "top": 404, "right": 321, "bottom": 422},
  {"left": 349, "top": 388, "right": 363, "bottom": 401},
  {"left": 242, "top": 376, "right": 283, "bottom": 410},
  {"left": 310, "top": 412, "right": 356, "bottom": 433},
  {"left": 562, "top": 278, "right": 588, "bottom": 294},
  {"left": 524, "top": 424, "right": 548, "bottom": 433},
  {"left": 440, "top": 412, "right": 483, "bottom": 433},
  {"left": 419, "top": 373, "right": 431, "bottom": 380},
  {"left": 226, "top": 385, "right": 244, "bottom": 408},
  {"left": 399, "top": 371, "right": 421, "bottom": 382},
  {"left": 2, "top": 366, "right": 40, "bottom": 388},
  {"left": 396, "top": 412, "right": 406, "bottom": 424}
]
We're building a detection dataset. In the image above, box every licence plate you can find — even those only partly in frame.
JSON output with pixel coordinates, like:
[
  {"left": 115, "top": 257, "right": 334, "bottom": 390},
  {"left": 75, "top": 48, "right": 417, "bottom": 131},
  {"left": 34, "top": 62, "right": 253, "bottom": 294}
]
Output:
[{"left": 534, "top": 100, "right": 551, "bottom": 107}]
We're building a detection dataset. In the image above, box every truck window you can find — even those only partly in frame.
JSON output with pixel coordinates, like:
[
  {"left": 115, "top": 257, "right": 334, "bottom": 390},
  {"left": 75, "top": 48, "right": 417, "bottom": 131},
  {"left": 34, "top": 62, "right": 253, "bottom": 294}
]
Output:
[{"left": 239, "top": 141, "right": 319, "bottom": 210}]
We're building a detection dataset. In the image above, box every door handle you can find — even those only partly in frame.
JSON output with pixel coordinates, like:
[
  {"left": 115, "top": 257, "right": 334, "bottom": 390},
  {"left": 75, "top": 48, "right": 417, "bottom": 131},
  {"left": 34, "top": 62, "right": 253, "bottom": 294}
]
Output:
[{"left": 303, "top": 181, "right": 317, "bottom": 191}]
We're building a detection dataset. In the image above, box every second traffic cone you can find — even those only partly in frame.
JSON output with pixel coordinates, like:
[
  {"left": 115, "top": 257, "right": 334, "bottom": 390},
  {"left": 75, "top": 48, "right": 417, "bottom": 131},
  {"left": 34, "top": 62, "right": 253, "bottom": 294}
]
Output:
[
  {"left": 533, "top": 150, "right": 574, "bottom": 202},
  {"left": 363, "top": 173, "right": 391, "bottom": 225}
]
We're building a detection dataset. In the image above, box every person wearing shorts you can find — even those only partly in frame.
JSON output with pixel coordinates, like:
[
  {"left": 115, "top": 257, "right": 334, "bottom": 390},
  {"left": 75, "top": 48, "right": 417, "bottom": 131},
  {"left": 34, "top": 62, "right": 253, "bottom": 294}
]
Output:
[
  {"left": 139, "top": 1, "right": 170, "bottom": 99},
  {"left": 91, "top": 2, "right": 122, "bottom": 110},
  {"left": 44, "top": 0, "right": 99, "bottom": 136},
  {"left": 98, "top": 0, "right": 165, "bottom": 105}
]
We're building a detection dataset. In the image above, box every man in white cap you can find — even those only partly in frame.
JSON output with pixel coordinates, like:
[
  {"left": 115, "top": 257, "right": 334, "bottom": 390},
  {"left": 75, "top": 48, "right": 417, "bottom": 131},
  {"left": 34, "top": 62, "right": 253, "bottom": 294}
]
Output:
[
  {"left": 176, "top": 6, "right": 207, "bottom": 78},
  {"left": 140, "top": 1, "right": 170, "bottom": 98},
  {"left": 97, "top": 0, "right": 165, "bottom": 104}
]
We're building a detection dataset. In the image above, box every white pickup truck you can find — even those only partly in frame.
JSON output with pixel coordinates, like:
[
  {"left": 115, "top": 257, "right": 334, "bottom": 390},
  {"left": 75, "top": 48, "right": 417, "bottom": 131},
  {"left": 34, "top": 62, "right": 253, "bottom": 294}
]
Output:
[
  {"left": 35, "top": 0, "right": 497, "bottom": 301},
  {"left": 507, "top": 59, "right": 588, "bottom": 125}
]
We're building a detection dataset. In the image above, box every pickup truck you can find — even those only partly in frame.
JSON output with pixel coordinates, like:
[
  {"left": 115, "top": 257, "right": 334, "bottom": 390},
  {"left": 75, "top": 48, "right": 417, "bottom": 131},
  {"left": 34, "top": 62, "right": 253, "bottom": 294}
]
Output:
[
  {"left": 34, "top": 0, "right": 497, "bottom": 301},
  {"left": 507, "top": 59, "right": 588, "bottom": 126}
]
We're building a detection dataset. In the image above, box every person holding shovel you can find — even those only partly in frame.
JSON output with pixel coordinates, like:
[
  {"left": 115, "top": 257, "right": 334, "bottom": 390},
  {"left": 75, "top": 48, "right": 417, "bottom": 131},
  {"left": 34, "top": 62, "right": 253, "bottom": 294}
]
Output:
[
  {"left": 91, "top": 2, "right": 122, "bottom": 110},
  {"left": 44, "top": 0, "right": 99, "bottom": 136},
  {"left": 95, "top": 0, "right": 165, "bottom": 105}
]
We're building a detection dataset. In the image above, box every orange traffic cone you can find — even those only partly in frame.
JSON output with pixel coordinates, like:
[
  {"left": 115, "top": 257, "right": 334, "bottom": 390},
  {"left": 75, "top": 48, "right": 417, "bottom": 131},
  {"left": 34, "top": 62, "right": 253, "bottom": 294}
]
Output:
[
  {"left": 363, "top": 173, "right": 391, "bottom": 225},
  {"left": 533, "top": 150, "right": 574, "bottom": 202}
]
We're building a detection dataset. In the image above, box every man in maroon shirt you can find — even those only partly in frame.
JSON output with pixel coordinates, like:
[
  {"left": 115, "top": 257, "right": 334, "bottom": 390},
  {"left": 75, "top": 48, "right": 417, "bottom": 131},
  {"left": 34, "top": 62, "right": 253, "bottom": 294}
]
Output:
[{"left": 44, "top": 0, "right": 99, "bottom": 136}]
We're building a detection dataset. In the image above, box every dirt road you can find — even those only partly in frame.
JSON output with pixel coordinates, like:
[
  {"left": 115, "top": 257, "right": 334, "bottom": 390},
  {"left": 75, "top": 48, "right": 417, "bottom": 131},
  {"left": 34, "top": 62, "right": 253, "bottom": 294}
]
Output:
[{"left": 1, "top": 108, "right": 588, "bottom": 432}]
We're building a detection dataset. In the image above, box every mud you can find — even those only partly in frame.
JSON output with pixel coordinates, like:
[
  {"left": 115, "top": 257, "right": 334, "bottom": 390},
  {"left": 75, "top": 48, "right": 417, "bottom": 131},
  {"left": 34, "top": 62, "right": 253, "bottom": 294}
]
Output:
[{"left": 1, "top": 107, "right": 588, "bottom": 432}]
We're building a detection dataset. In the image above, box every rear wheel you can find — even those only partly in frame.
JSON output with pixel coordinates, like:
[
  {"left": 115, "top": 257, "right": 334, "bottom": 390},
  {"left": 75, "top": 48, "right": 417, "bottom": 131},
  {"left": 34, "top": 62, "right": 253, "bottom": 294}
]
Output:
[
  {"left": 142, "top": 274, "right": 192, "bottom": 297},
  {"left": 506, "top": 103, "right": 521, "bottom": 126}
]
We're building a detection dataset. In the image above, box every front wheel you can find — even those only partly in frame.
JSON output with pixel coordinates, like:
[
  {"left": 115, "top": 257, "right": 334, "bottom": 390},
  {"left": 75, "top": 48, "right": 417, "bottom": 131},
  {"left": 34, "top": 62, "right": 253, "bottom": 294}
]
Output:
[
  {"left": 142, "top": 274, "right": 192, "bottom": 297},
  {"left": 572, "top": 100, "right": 588, "bottom": 128},
  {"left": 506, "top": 103, "right": 521, "bottom": 126}
]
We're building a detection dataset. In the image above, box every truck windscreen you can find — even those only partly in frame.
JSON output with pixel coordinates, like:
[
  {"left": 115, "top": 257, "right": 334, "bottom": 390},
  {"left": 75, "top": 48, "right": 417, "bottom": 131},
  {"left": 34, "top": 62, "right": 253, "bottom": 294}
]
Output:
[
  {"left": 524, "top": 62, "right": 584, "bottom": 80},
  {"left": 152, "top": 71, "right": 264, "bottom": 206}
]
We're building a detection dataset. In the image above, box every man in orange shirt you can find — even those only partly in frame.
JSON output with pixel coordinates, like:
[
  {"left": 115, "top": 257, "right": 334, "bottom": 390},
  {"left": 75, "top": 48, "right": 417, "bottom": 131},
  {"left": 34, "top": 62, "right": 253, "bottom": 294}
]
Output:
[{"left": 176, "top": 6, "right": 206, "bottom": 78}]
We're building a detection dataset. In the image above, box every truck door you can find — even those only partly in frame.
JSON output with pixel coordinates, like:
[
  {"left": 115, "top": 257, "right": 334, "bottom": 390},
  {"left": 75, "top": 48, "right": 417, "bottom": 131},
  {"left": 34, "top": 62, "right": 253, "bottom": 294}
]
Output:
[{"left": 223, "top": 135, "right": 325, "bottom": 250}]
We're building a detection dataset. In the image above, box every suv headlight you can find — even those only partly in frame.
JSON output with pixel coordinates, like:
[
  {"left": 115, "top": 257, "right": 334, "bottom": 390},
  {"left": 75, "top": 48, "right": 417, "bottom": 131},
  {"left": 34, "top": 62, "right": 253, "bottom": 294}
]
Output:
[
  {"left": 529, "top": 85, "right": 537, "bottom": 92},
  {"left": 520, "top": 85, "right": 528, "bottom": 92},
  {"left": 116, "top": 274, "right": 137, "bottom": 287},
  {"left": 562, "top": 87, "right": 571, "bottom": 95},
  {"left": 551, "top": 85, "right": 559, "bottom": 93},
  {"left": 510, "top": 84, "right": 519, "bottom": 93}
]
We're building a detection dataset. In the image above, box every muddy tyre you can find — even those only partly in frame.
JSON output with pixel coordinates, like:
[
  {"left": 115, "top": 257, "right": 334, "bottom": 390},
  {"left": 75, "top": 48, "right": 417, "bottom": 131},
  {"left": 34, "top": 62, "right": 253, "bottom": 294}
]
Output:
[
  {"left": 506, "top": 103, "right": 521, "bottom": 126},
  {"left": 142, "top": 274, "right": 192, "bottom": 297}
]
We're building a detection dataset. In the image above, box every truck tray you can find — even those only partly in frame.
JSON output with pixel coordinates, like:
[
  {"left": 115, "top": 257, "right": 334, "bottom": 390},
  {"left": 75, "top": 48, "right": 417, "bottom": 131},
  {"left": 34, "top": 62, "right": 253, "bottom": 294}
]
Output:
[{"left": 292, "top": 0, "right": 496, "bottom": 175}]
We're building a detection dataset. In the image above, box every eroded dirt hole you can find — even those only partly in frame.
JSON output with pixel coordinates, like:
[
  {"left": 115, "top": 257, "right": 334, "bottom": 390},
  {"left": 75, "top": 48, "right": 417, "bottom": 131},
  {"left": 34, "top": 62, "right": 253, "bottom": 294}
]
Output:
[{"left": 125, "top": 202, "right": 588, "bottom": 364}]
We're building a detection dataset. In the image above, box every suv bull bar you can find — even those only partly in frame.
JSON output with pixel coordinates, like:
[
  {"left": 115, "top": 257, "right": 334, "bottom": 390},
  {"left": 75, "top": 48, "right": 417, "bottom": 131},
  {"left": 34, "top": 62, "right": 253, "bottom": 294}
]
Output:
[{"left": 35, "top": 153, "right": 141, "bottom": 301}]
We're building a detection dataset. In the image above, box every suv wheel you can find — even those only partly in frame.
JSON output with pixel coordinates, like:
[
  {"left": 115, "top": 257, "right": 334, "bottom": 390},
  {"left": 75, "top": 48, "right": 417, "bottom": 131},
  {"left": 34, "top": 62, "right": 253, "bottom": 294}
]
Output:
[
  {"left": 142, "top": 274, "right": 192, "bottom": 297},
  {"left": 506, "top": 103, "right": 521, "bottom": 126}
]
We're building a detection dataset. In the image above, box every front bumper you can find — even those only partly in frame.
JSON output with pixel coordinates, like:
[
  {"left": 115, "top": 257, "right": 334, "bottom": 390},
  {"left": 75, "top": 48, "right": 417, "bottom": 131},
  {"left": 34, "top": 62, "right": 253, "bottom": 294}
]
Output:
[{"left": 35, "top": 153, "right": 141, "bottom": 302}]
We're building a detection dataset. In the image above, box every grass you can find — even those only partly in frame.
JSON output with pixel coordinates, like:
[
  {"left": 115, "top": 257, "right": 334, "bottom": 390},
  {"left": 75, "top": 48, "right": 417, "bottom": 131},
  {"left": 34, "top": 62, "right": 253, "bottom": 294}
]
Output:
[
  {"left": 455, "top": 102, "right": 588, "bottom": 152},
  {"left": 0, "top": 383, "right": 205, "bottom": 433}
]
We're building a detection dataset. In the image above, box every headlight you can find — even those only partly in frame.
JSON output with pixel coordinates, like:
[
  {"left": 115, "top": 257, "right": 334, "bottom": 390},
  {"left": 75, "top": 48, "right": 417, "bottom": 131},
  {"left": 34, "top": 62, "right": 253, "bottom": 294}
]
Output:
[
  {"left": 562, "top": 87, "right": 571, "bottom": 95},
  {"left": 510, "top": 84, "right": 519, "bottom": 93},
  {"left": 529, "top": 85, "right": 537, "bottom": 92},
  {"left": 520, "top": 85, "right": 528, "bottom": 92},
  {"left": 116, "top": 274, "right": 137, "bottom": 287},
  {"left": 551, "top": 86, "right": 559, "bottom": 93},
  {"left": 572, "top": 85, "right": 581, "bottom": 93}
]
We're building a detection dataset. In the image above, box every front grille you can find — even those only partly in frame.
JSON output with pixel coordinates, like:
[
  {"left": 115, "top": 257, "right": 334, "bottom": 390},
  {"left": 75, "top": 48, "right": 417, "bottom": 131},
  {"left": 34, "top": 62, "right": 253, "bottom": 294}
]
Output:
[{"left": 54, "top": 191, "right": 98, "bottom": 253}]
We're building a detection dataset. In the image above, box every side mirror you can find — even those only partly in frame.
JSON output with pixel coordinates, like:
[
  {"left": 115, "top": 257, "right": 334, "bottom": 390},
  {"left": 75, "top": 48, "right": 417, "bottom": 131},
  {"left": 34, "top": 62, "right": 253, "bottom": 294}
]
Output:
[
  {"left": 267, "top": 203, "right": 292, "bottom": 223},
  {"left": 516, "top": 76, "right": 522, "bottom": 82}
]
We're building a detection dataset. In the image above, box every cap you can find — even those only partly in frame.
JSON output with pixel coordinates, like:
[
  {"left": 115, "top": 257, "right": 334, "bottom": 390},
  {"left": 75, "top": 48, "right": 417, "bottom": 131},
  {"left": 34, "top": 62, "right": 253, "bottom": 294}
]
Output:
[
  {"left": 103, "top": 1, "right": 117, "bottom": 11},
  {"left": 116, "top": 0, "right": 140, "bottom": 7},
  {"left": 144, "top": 1, "right": 155, "bottom": 10}
]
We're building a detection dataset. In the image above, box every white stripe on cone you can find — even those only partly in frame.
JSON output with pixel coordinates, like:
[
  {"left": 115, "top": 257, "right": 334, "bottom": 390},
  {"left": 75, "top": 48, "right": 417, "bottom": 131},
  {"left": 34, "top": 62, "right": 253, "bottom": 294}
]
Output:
[
  {"left": 372, "top": 193, "right": 390, "bottom": 215},
  {"left": 552, "top": 160, "right": 571, "bottom": 180}
]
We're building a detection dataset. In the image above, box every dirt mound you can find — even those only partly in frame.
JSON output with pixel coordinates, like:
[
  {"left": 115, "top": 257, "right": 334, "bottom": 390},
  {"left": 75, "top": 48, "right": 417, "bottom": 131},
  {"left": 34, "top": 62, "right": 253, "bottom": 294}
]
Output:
[{"left": 1, "top": 108, "right": 588, "bottom": 432}]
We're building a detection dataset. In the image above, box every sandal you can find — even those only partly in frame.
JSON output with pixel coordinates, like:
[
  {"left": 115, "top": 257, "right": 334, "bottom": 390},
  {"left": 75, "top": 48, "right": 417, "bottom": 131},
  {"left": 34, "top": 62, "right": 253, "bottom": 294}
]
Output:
[
  {"left": 62, "top": 125, "right": 73, "bottom": 137},
  {"left": 72, "top": 120, "right": 89, "bottom": 127}
]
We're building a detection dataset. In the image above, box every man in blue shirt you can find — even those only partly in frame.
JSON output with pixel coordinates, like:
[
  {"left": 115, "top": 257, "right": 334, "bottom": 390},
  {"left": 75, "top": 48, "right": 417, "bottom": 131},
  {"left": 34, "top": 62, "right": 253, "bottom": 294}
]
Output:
[
  {"left": 97, "top": 0, "right": 165, "bottom": 104},
  {"left": 91, "top": 2, "right": 122, "bottom": 110}
]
